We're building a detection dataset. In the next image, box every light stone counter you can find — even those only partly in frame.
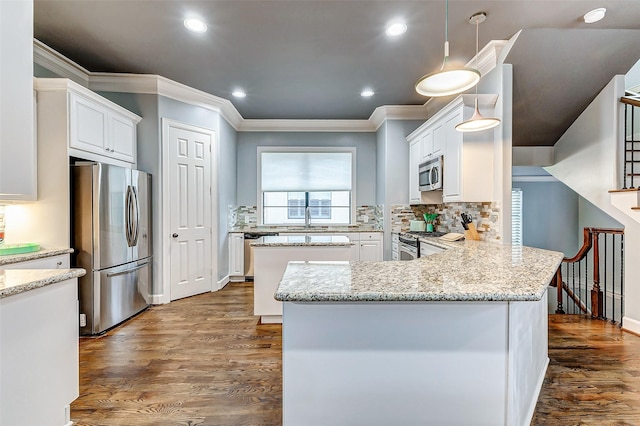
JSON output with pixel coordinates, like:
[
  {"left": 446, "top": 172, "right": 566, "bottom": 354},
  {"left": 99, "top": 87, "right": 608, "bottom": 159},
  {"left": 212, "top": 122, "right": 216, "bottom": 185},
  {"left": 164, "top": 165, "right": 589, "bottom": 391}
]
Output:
[
  {"left": 230, "top": 226, "right": 382, "bottom": 233},
  {"left": 251, "top": 235, "right": 355, "bottom": 247},
  {"left": 0, "top": 268, "right": 86, "bottom": 299},
  {"left": 0, "top": 248, "right": 73, "bottom": 266},
  {"left": 275, "top": 240, "right": 563, "bottom": 302}
]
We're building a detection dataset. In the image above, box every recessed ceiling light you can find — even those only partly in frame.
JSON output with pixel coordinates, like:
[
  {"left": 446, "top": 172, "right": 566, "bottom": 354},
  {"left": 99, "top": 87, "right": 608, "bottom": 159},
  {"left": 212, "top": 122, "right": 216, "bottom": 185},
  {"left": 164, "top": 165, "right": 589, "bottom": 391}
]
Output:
[
  {"left": 361, "top": 89, "right": 375, "bottom": 97},
  {"left": 385, "top": 21, "right": 407, "bottom": 37},
  {"left": 583, "top": 8, "right": 606, "bottom": 24},
  {"left": 184, "top": 18, "right": 207, "bottom": 33},
  {"left": 232, "top": 89, "right": 247, "bottom": 98}
]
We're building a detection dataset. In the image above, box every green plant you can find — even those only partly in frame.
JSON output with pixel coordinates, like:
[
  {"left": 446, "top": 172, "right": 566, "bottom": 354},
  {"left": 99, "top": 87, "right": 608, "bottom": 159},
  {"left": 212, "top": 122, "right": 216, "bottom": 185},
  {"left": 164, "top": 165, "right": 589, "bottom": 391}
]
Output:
[{"left": 423, "top": 213, "right": 438, "bottom": 224}]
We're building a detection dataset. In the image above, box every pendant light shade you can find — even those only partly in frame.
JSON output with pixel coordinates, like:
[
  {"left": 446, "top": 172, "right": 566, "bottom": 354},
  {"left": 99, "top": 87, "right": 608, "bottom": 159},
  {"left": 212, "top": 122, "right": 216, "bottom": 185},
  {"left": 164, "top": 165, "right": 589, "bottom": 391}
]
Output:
[
  {"left": 415, "top": 0, "right": 480, "bottom": 97},
  {"left": 455, "top": 12, "right": 501, "bottom": 133}
]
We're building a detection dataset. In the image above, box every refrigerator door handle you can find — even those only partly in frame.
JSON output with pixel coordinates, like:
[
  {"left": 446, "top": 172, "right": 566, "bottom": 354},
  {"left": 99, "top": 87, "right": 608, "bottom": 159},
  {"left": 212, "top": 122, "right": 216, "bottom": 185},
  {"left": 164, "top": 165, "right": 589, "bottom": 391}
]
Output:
[
  {"left": 106, "top": 261, "right": 151, "bottom": 278},
  {"left": 125, "top": 185, "right": 134, "bottom": 247},
  {"left": 131, "top": 186, "right": 140, "bottom": 246}
]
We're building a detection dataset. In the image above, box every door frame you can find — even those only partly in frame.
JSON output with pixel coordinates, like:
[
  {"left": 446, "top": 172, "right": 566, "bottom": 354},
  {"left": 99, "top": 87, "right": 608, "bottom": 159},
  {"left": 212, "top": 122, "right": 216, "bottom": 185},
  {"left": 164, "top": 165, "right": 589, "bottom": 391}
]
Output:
[{"left": 160, "top": 118, "right": 218, "bottom": 304}]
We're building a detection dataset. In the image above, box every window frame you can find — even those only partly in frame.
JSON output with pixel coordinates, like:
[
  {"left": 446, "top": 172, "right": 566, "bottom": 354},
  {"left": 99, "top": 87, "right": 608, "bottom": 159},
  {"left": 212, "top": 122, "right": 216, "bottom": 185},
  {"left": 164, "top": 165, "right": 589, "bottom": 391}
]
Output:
[{"left": 257, "top": 146, "right": 357, "bottom": 226}]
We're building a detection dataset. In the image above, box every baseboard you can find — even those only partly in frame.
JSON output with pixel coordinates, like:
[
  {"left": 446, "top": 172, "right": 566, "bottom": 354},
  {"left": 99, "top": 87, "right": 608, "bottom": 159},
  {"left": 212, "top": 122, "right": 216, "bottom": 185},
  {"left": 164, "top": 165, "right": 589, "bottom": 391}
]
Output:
[
  {"left": 622, "top": 316, "right": 640, "bottom": 335},
  {"left": 216, "top": 275, "right": 230, "bottom": 290},
  {"left": 149, "top": 294, "right": 169, "bottom": 305}
]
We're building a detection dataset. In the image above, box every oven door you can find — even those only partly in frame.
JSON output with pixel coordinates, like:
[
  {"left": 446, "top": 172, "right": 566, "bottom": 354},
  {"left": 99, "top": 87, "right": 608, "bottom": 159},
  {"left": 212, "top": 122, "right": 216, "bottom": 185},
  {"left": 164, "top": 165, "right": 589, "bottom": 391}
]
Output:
[{"left": 399, "top": 243, "right": 418, "bottom": 261}]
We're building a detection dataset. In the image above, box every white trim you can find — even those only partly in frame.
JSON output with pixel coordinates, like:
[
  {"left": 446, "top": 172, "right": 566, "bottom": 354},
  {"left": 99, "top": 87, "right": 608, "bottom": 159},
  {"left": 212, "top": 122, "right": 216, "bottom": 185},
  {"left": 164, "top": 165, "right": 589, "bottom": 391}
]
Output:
[
  {"left": 217, "top": 275, "right": 230, "bottom": 290},
  {"left": 149, "top": 294, "right": 169, "bottom": 305},
  {"left": 32, "top": 38, "right": 522, "bottom": 132},
  {"left": 239, "top": 119, "right": 375, "bottom": 132},
  {"left": 161, "top": 119, "right": 218, "bottom": 302},
  {"left": 622, "top": 316, "right": 640, "bottom": 335},
  {"left": 523, "top": 357, "right": 550, "bottom": 426},
  {"left": 33, "top": 39, "right": 90, "bottom": 87},
  {"left": 512, "top": 175, "right": 558, "bottom": 182}
]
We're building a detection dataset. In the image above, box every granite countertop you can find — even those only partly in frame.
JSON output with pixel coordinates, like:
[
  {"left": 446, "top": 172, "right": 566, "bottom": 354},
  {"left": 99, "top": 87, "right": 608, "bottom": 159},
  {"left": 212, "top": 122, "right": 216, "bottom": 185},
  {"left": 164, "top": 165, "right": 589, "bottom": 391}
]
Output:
[
  {"left": 230, "top": 226, "right": 382, "bottom": 234},
  {"left": 274, "top": 239, "right": 564, "bottom": 303},
  {"left": 0, "top": 268, "right": 86, "bottom": 299},
  {"left": 251, "top": 235, "right": 355, "bottom": 247},
  {"left": 0, "top": 248, "right": 74, "bottom": 266}
]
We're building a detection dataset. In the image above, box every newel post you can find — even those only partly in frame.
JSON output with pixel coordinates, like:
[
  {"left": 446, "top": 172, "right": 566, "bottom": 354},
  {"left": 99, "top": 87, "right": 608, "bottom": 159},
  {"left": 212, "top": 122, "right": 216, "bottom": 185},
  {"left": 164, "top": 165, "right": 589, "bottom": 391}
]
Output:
[
  {"left": 555, "top": 267, "right": 565, "bottom": 314},
  {"left": 591, "top": 231, "right": 604, "bottom": 318}
]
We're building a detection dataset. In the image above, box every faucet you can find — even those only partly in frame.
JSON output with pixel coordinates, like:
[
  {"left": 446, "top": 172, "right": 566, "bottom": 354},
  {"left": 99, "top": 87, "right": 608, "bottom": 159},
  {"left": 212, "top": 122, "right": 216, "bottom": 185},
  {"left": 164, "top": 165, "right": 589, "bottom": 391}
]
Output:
[{"left": 305, "top": 206, "right": 311, "bottom": 228}]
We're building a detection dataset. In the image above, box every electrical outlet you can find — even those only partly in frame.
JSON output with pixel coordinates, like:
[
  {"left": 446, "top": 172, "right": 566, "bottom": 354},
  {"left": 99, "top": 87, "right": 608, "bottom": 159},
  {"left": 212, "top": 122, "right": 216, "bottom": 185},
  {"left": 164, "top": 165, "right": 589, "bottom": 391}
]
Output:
[
  {"left": 79, "top": 313, "right": 86, "bottom": 327},
  {"left": 362, "top": 215, "right": 369, "bottom": 223}
]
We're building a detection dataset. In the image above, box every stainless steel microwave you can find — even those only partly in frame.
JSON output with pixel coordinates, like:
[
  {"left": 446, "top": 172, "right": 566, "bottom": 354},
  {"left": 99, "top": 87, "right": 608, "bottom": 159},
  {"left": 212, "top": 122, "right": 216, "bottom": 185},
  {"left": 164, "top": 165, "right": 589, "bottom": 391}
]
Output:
[{"left": 418, "top": 156, "right": 443, "bottom": 191}]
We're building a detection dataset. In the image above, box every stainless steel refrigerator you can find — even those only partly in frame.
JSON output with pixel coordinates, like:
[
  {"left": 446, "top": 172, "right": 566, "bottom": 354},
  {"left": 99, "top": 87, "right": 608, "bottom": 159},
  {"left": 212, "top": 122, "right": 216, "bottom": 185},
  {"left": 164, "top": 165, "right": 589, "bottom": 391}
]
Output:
[{"left": 72, "top": 162, "right": 152, "bottom": 335}]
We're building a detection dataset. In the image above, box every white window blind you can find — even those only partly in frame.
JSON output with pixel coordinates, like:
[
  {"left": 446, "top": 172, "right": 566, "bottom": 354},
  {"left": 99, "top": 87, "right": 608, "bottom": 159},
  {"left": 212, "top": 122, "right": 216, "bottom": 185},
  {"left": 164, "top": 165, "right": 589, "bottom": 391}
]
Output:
[
  {"left": 261, "top": 152, "right": 352, "bottom": 192},
  {"left": 512, "top": 188, "right": 523, "bottom": 246}
]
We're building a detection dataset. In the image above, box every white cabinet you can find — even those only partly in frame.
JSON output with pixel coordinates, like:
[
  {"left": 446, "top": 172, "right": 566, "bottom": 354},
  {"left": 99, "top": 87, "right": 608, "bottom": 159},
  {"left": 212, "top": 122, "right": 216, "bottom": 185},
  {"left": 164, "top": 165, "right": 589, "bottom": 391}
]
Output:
[
  {"left": 69, "top": 90, "right": 139, "bottom": 164},
  {"left": 442, "top": 101, "right": 495, "bottom": 203},
  {"left": 313, "top": 233, "right": 359, "bottom": 261},
  {"left": 1, "top": 254, "right": 70, "bottom": 270},
  {"left": 408, "top": 95, "right": 496, "bottom": 205},
  {"left": 0, "top": 0, "right": 36, "bottom": 201},
  {"left": 409, "top": 139, "right": 422, "bottom": 205},
  {"left": 358, "top": 232, "right": 383, "bottom": 262},
  {"left": 1, "top": 278, "right": 79, "bottom": 426},
  {"left": 391, "top": 233, "right": 399, "bottom": 261},
  {"left": 229, "top": 233, "right": 245, "bottom": 278}
]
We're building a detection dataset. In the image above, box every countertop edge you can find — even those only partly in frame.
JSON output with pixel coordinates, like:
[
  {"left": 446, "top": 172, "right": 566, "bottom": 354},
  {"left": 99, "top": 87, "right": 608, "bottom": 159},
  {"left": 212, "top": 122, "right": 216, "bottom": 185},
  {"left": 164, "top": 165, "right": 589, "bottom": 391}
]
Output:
[
  {"left": 0, "top": 268, "right": 86, "bottom": 299},
  {"left": 0, "top": 248, "right": 74, "bottom": 266}
]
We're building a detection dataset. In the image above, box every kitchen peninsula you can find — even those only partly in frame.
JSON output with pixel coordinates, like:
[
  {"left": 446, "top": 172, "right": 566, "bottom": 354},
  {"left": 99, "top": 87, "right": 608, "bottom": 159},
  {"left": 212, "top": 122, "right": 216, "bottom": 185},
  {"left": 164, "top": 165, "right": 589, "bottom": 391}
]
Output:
[
  {"left": 252, "top": 234, "right": 355, "bottom": 323},
  {"left": 275, "top": 239, "right": 564, "bottom": 426}
]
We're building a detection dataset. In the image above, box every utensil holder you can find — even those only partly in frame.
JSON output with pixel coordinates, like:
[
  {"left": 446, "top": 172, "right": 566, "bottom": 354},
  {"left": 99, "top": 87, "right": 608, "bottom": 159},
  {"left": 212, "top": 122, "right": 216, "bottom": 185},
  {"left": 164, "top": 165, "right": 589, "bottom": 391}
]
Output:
[{"left": 464, "top": 223, "right": 481, "bottom": 241}]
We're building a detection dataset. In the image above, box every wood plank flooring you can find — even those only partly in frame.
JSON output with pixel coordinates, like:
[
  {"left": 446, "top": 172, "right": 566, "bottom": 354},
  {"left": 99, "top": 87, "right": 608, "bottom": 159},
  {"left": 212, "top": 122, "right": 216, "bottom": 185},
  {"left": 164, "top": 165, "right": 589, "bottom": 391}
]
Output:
[{"left": 71, "top": 282, "right": 640, "bottom": 425}]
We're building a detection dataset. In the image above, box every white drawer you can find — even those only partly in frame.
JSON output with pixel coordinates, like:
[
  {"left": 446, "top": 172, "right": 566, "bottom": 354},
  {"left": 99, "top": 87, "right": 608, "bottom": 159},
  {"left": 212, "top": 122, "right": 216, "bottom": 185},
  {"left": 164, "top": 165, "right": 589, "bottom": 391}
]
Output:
[
  {"left": 1, "top": 254, "right": 70, "bottom": 270},
  {"left": 359, "top": 232, "right": 382, "bottom": 241}
]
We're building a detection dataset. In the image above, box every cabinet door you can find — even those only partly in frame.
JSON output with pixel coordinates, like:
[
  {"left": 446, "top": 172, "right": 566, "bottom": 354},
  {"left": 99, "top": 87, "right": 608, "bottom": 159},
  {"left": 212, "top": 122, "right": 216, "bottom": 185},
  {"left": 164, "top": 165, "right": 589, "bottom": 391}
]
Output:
[
  {"left": 443, "top": 109, "right": 463, "bottom": 202},
  {"left": 69, "top": 92, "right": 109, "bottom": 155},
  {"left": 420, "top": 130, "right": 433, "bottom": 162},
  {"left": 109, "top": 113, "right": 136, "bottom": 163},
  {"left": 229, "top": 233, "right": 244, "bottom": 276},
  {"left": 359, "top": 240, "right": 382, "bottom": 261},
  {"left": 409, "top": 139, "right": 422, "bottom": 204},
  {"left": 432, "top": 123, "right": 444, "bottom": 157},
  {"left": 0, "top": 0, "right": 36, "bottom": 200}
]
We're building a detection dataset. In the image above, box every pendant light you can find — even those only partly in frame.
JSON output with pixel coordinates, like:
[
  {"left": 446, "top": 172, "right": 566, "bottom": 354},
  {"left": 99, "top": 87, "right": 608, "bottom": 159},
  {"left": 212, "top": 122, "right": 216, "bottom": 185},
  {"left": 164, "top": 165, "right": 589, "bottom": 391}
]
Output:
[
  {"left": 455, "top": 12, "right": 501, "bottom": 133},
  {"left": 415, "top": 0, "right": 480, "bottom": 97}
]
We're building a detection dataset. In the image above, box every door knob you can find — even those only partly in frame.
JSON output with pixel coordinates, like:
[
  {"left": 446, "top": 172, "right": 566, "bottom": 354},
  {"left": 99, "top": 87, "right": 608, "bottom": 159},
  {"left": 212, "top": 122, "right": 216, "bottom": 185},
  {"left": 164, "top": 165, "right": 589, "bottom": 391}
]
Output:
[{"left": 172, "top": 233, "right": 179, "bottom": 238}]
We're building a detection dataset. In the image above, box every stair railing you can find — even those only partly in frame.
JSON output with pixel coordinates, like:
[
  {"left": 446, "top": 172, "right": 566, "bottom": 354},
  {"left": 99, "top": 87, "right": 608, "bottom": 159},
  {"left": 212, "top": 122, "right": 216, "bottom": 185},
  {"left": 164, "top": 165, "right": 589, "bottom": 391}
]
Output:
[
  {"left": 551, "top": 227, "right": 624, "bottom": 325},
  {"left": 621, "top": 92, "right": 640, "bottom": 189}
]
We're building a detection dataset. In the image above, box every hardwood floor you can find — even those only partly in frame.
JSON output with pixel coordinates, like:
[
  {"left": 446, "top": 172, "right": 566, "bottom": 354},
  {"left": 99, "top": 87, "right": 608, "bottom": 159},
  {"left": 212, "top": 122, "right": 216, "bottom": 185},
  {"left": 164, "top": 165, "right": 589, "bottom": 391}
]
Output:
[{"left": 72, "top": 282, "right": 640, "bottom": 425}]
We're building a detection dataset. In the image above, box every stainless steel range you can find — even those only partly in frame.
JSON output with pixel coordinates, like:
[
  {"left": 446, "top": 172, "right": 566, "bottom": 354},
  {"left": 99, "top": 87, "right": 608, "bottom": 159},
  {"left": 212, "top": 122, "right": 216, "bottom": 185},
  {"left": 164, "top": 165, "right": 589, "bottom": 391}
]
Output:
[{"left": 398, "top": 231, "right": 447, "bottom": 260}]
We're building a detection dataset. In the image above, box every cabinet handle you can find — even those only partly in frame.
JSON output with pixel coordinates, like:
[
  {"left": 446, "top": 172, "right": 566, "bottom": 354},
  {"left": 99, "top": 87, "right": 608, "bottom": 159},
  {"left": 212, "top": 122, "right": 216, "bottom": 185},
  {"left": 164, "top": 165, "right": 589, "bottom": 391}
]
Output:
[
  {"left": 56, "top": 261, "right": 63, "bottom": 267},
  {"left": 105, "top": 147, "right": 110, "bottom": 151},
  {"left": 172, "top": 233, "right": 179, "bottom": 238}
]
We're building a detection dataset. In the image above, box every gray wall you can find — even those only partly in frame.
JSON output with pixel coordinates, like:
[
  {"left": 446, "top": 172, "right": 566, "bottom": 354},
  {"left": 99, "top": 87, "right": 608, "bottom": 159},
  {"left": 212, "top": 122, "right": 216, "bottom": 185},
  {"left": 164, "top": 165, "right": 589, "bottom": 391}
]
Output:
[
  {"left": 236, "top": 131, "right": 377, "bottom": 206},
  {"left": 217, "top": 117, "right": 237, "bottom": 281},
  {"left": 515, "top": 180, "right": 579, "bottom": 257}
]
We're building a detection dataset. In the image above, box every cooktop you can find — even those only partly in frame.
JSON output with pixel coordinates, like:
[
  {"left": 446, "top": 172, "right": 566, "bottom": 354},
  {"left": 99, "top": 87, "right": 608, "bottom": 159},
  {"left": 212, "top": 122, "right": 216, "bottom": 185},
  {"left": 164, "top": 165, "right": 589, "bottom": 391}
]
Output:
[{"left": 407, "top": 231, "right": 447, "bottom": 238}]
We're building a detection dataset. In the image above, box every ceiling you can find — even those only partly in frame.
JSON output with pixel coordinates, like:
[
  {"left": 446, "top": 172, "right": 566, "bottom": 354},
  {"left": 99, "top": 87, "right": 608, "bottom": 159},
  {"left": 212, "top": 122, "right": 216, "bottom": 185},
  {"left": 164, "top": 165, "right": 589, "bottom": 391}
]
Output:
[{"left": 34, "top": 1, "right": 640, "bottom": 146}]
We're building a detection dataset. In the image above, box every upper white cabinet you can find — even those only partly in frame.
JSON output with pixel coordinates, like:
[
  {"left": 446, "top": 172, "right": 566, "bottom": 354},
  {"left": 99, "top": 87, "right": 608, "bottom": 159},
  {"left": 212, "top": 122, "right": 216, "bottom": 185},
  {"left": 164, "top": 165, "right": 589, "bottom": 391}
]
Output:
[
  {"left": 409, "top": 139, "right": 422, "bottom": 204},
  {"left": 69, "top": 90, "right": 139, "bottom": 164},
  {"left": 408, "top": 95, "right": 497, "bottom": 205},
  {"left": 0, "top": 0, "right": 36, "bottom": 201}
]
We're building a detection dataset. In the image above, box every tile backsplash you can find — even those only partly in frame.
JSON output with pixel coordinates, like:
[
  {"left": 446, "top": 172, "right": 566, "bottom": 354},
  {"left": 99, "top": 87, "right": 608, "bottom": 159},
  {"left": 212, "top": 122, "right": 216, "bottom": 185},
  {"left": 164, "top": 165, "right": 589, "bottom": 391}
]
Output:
[
  {"left": 391, "top": 202, "right": 501, "bottom": 242},
  {"left": 229, "top": 205, "right": 383, "bottom": 230}
]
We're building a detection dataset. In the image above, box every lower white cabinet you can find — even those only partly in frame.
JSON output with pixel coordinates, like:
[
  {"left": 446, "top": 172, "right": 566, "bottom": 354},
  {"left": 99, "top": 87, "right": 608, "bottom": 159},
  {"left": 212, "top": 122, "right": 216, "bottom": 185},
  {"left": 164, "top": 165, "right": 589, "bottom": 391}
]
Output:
[
  {"left": 0, "top": 278, "right": 79, "bottom": 426},
  {"left": 358, "top": 232, "right": 383, "bottom": 262},
  {"left": 229, "top": 233, "right": 244, "bottom": 279}
]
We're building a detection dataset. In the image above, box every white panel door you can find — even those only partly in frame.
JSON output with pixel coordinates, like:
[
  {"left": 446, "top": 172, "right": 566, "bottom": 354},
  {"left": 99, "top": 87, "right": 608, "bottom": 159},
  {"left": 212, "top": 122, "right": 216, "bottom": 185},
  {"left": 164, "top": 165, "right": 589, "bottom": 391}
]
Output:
[{"left": 168, "top": 125, "right": 212, "bottom": 300}]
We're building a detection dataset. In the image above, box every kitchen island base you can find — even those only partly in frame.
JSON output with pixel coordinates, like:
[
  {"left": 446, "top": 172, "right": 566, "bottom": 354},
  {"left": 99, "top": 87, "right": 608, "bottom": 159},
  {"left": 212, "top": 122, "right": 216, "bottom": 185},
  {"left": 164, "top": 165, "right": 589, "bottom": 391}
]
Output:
[{"left": 282, "top": 294, "right": 548, "bottom": 426}]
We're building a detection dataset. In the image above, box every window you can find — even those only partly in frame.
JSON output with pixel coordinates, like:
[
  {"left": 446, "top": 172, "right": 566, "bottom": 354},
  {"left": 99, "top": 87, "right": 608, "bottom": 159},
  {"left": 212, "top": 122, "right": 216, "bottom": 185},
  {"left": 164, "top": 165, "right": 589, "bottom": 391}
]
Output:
[{"left": 258, "top": 148, "right": 355, "bottom": 225}]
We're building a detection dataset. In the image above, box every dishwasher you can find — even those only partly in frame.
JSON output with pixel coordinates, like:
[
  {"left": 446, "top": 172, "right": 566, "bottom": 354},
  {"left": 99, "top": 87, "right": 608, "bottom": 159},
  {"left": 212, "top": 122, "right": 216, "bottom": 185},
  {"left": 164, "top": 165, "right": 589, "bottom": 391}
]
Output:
[{"left": 243, "top": 232, "right": 279, "bottom": 280}]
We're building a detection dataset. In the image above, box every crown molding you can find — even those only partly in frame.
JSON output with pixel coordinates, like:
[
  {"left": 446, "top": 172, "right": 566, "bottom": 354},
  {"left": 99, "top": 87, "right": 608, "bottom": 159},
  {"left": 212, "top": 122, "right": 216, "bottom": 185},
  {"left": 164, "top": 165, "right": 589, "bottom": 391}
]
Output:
[
  {"left": 239, "top": 119, "right": 375, "bottom": 132},
  {"left": 33, "top": 39, "right": 90, "bottom": 87},
  {"left": 37, "top": 38, "right": 518, "bottom": 132}
]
